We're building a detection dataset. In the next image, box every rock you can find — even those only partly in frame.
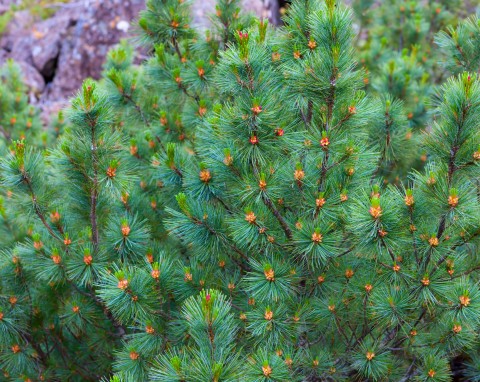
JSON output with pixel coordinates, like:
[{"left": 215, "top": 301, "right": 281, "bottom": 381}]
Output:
[
  {"left": 0, "top": 0, "right": 281, "bottom": 115},
  {"left": 17, "top": 61, "right": 45, "bottom": 93}
]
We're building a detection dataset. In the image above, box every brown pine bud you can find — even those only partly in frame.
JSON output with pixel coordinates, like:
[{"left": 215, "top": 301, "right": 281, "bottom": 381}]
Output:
[
  {"left": 199, "top": 169, "right": 212, "bottom": 183},
  {"left": 366, "top": 352, "right": 375, "bottom": 361},
  {"left": 311, "top": 231, "right": 323, "bottom": 243},
  {"left": 264, "top": 308, "right": 273, "bottom": 320},
  {"left": 264, "top": 268, "right": 275, "bottom": 281},
  {"left": 117, "top": 279, "right": 129, "bottom": 290},
  {"left": 405, "top": 195, "right": 414, "bottom": 207},
  {"left": 11, "top": 344, "right": 20, "bottom": 353},
  {"left": 428, "top": 236, "right": 439, "bottom": 247},
  {"left": 369, "top": 205, "right": 382, "bottom": 219},
  {"left": 320, "top": 136, "right": 330, "bottom": 148},
  {"left": 448, "top": 195, "right": 458, "bottom": 208},
  {"left": 50, "top": 211, "right": 61, "bottom": 223},
  {"left": 421, "top": 277, "right": 430, "bottom": 286},
  {"left": 129, "top": 351, "right": 140, "bottom": 360},
  {"left": 459, "top": 295, "right": 471, "bottom": 307},
  {"left": 259, "top": 179, "right": 267, "bottom": 190},
  {"left": 262, "top": 365, "right": 272, "bottom": 377},
  {"left": 294, "top": 169, "right": 305, "bottom": 181},
  {"left": 452, "top": 324, "right": 462, "bottom": 334},
  {"left": 106, "top": 166, "right": 117, "bottom": 178},
  {"left": 121, "top": 223, "right": 131, "bottom": 237},
  {"left": 245, "top": 211, "right": 256, "bottom": 224},
  {"left": 251, "top": 105, "right": 262, "bottom": 115}
]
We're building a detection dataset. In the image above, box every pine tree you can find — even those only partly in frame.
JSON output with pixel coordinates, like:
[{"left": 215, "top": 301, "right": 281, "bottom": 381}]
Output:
[{"left": 0, "top": 0, "right": 479, "bottom": 381}]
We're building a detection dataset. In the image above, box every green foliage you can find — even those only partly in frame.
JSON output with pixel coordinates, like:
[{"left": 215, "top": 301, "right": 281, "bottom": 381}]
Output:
[{"left": 0, "top": 0, "right": 480, "bottom": 381}]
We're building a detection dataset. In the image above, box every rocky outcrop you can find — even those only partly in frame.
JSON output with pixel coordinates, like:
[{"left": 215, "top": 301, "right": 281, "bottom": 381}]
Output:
[
  {"left": 0, "top": 0, "right": 144, "bottom": 109},
  {"left": 0, "top": 0, "right": 277, "bottom": 115}
]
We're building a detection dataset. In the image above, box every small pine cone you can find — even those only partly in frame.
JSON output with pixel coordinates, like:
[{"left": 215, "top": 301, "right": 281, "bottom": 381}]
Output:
[
  {"left": 421, "top": 277, "right": 430, "bottom": 286},
  {"left": 264, "top": 308, "right": 273, "bottom": 320},
  {"left": 121, "top": 224, "right": 131, "bottom": 237},
  {"left": 320, "top": 137, "right": 330, "bottom": 148},
  {"left": 311, "top": 231, "right": 323, "bottom": 243},
  {"left": 199, "top": 169, "right": 212, "bottom": 183},
  {"left": 11, "top": 344, "right": 20, "bottom": 354},
  {"left": 428, "top": 236, "right": 439, "bottom": 247},
  {"left": 249, "top": 135, "right": 259, "bottom": 145},
  {"left": 262, "top": 365, "right": 272, "bottom": 377},
  {"left": 146, "top": 325, "right": 155, "bottom": 334},
  {"left": 129, "top": 351, "right": 140, "bottom": 360},
  {"left": 84, "top": 255, "right": 93, "bottom": 265},
  {"left": 223, "top": 154, "right": 233, "bottom": 166},
  {"left": 369, "top": 205, "right": 382, "bottom": 219},
  {"left": 272, "top": 52, "right": 281, "bottom": 61},
  {"left": 404, "top": 195, "right": 414, "bottom": 207},
  {"left": 264, "top": 268, "right": 275, "bottom": 281},
  {"left": 459, "top": 295, "right": 470, "bottom": 307},
  {"left": 117, "top": 279, "right": 129, "bottom": 290},
  {"left": 106, "top": 166, "right": 117, "bottom": 178},
  {"left": 366, "top": 352, "right": 375, "bottom": 361},
  {"left": 245, "top": 211, "right": 257, "bottom": 224},
  {"left": 294, "top": 169, "right": 305, "bottom": 181},
  {"left": 51, "top": 255, "right": 62, "bottom": 264},
  {"left": 251, "top": 105, "right": 262, "bottom": 115},
  {"left": 452, "top": 324, "right": 462, "bottom": 334},
  {"left": 448, "top": 195, "right": 458, "bottom": 207}
]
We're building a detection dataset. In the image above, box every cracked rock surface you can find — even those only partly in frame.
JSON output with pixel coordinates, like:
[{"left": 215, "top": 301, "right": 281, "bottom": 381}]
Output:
[{"left": 0, "top": 0, "right": 275, "bottom": 117}]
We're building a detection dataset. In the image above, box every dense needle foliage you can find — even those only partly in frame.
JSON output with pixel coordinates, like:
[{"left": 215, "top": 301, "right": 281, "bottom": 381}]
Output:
[{"left": 0, "top": 0, "right": 479, "bottom": 381}]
